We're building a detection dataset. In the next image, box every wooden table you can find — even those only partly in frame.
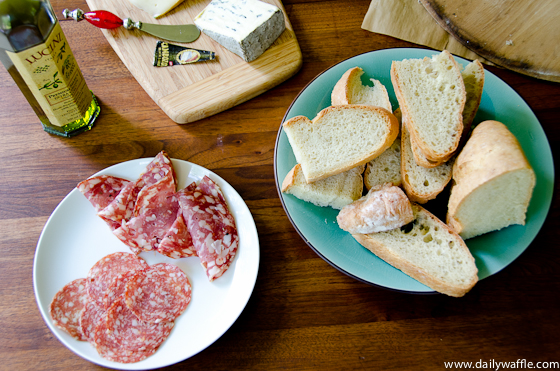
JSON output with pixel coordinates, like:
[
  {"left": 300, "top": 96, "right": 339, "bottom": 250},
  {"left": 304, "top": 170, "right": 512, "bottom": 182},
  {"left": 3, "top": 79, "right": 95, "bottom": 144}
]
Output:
[{"left": 1, "top": 0, "right": 559, "bottom": 370}]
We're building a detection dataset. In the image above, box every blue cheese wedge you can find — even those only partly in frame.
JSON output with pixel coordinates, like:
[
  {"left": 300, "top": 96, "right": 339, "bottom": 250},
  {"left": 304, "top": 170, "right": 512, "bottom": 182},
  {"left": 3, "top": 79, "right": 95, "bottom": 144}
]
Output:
[{"left": 194, "top": 0, "right": 286, "bottom": 62}]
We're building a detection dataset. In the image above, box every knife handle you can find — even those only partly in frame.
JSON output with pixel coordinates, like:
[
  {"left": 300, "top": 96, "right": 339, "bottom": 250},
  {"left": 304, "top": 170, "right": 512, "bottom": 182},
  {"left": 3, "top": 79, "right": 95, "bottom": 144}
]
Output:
[{"left": 62, "top": 9, "right": 124, "bottom": 30}]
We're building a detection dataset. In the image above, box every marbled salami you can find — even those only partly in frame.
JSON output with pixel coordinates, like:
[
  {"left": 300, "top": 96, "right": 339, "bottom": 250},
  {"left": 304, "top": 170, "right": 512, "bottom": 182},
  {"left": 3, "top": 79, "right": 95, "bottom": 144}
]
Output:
[
  {"left": 125, "top": 263, "right": 191, "bottom": 323},
  {"left": 49, "top": 278, "right": 88, "bottom": 340},
  {"left": 79, "top": 300, "right": 106, "bottom": 343},
  {"left": 77, "top": 175, "right": 131, "bottom": 212},
  {"left": 157, "top": 212, "right": 196, "bottom": 259},
  {"left": 103, "top": 268, "right": 145, "bottom": 310},
  {"left": 86, "top": 252, "right": 148, "bottom": 306},
  {"left": 178, "top": 177, "right": 239, "bottom": 281}
]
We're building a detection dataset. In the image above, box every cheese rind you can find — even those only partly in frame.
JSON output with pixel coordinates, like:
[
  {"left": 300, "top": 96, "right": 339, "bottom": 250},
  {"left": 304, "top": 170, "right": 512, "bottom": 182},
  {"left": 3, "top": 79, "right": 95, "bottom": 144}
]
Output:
[
  {"left": 127, "top": 0, "right": 184, "bottom": 18},
  {"left": 194, "top": 0, "right": 286, "bottom": 62}
]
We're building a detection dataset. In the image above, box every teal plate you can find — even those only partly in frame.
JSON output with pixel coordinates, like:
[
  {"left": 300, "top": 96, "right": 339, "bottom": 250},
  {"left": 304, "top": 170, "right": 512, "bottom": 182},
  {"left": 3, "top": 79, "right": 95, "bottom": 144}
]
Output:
[{"left": 274, "top": 48, "right": 555, "bottom": 294}]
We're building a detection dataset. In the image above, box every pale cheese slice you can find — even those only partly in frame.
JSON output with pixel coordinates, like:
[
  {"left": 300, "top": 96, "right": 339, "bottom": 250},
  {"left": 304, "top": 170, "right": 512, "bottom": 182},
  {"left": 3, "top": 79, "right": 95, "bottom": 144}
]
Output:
[{"left": 127, "top": 0, "right": 184, "bottom": 18}]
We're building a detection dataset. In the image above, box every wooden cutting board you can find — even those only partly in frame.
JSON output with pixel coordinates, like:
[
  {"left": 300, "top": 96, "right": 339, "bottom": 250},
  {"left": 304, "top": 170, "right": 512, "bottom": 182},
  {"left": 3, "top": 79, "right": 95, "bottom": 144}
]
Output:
[
  {"left": 84, "top": 0, "right": 302, "bottom": 123},
  {"left": 419, "top": 0, "right": 560, "bottom": 82}
]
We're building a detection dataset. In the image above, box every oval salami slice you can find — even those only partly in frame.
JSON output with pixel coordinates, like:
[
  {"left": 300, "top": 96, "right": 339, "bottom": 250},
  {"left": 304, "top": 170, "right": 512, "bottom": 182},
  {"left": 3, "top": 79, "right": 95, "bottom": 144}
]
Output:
[
  {"left": 125, "top": 263, "right": 191, "bottom": 323},
  {"left": 79, "top": 300, "right": 106, "bottom": 343},
  {"left": 77, "top": 175, "right": 131, "bottom": 212},
  {"left": 86, "top": 252, "right": 148, "bottom": 306},
  {"left": 157, "top": 212, "right": 196, "bottom": 259},
  {"left": 49, "top": 278, "right": 88, "bottom": 340},
  {"left": 178, "top": 177, "right": 239, "bottom": 281}
]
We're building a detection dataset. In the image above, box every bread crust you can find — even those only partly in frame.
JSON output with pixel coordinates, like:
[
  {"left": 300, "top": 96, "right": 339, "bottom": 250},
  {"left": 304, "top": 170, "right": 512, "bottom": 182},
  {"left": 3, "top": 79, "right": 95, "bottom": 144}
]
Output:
[
  {"left": 352, "top": 204, "right": 478, "bottom": 297},
  {"left": 446, "top": 120, "right": 536, "bottom": 234},
  {"left": 283, "top": 105, "right": 399, "bottom": 183},
  {"left": 337, "top": 183, "right": 414, "bottom": 234},
  {"left": 391, "top": 50, "right": 465, "bottom": 162},
  {"left": 401, "top": 124, "right": 452, "bottom": 204},
  {"left": 331, "top": 67, "right": 392, "bottom": 111}
]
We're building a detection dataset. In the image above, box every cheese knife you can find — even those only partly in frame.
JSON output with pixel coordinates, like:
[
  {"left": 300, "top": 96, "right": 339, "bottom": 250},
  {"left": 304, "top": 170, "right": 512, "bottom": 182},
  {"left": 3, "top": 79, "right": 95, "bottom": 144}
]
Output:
[{"left": 62, "top": 9, "right": 201, "bottom": 43}]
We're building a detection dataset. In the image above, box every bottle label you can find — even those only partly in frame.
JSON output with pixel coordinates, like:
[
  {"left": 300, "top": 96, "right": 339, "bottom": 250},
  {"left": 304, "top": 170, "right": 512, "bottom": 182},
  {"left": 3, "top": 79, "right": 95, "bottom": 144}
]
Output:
[{"left": 7, "top": 22, "right": 93, "bottom": 127}]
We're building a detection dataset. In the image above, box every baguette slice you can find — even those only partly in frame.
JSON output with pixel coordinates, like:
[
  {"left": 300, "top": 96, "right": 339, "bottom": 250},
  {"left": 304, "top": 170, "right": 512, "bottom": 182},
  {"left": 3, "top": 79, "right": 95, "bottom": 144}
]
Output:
[
  {"left": 364, "top": 138, "right": 402, "bottom": 190},
  {"left": 408, "top": 60, "right": 485, "bottom": 168},
  {"left": 283, "top": 105, "right": 399, "bottom": 183},
  {"left": 331, "top": 67, "right": 392, "bottom": 112},
  {"left": 282, "top": 164, "right": 364, "bottom": 209},
  {"left": 447, "top": 120, "right": 536, "bottom": 239},
  {"left": 391, "top": 50, "right": 466, "bottom": 162},
  {"left": 352, "top": 203, "right": 478, "bottom": 297},
  {"left": 401, "top": 123, "right": 453, "bottom": 204},
  {"left": 337, "top": 183, "right": 414, "bottom": 234}
]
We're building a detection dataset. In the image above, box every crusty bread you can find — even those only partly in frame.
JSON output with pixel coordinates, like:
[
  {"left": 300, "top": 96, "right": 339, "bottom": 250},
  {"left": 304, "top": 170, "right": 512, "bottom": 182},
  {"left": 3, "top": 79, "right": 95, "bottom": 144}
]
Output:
[
  {"left": 460, "top": 60, "right": 485, "bottom": 144},
  {"left": 447, "top": 120, "right": 536, "bottom": 239},
  {"left": 391, "top": 50, "right": 466, "bottom": 162},
  {"left": 364, "top": 138, "right": 402, "bottom": 190},
  {"left": 407, "top": 59, "right": 484, "bottom": 168},
  {"left": 352, "top": 203, "right": 479, "bottom": 297},
  {"left": 401, "top": 123, "right": 453, "bottom": 204},
  {"left": 283, "top": 105, "right": 399, "bottom": 183},
  {"left": 282, "top": 163, "right": 364, "bottom": 209},
  {"left": 331, "top": 67, "right": 392, "bottom": 112},
  {"left": 337, "top": 183, "right": 414, "bottom": 234}
]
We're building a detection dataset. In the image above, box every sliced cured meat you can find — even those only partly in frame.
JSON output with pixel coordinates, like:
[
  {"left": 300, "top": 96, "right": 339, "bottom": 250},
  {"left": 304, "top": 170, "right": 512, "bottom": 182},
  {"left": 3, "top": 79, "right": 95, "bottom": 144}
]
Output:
[
  {"left": 92, "top": 310, "right": 159, "bottom": 364},
  {"left": 178, "top": 177, "right": 239, "bottom": 281},
  {"left": 86, "top": 252, "right": 148, "bottom": 306},
  {"left": 97, "top": 181, "right": 135, "bottom": 226},
  {"left": 103, "top": 268, "right": 146, "bottom": 310},
  {"left": 125, "top": 263, "right": 191, "bottom": 323},
  {"left": 49, "top": 278, "right": 88, "bottom": 340},
  {"left": 77, "top": 176, "right": 131, "bottom": 212},
  {"left": 98, "top": 151, "right": 175, "bottom": 226},
  {"left": 157, "top": 212, "right": 196, "bottom": 259},
  {"left": 112, "top": 152, "right": 179, "bottom": 254},
  {"left": 79, "top": 300, "right": 106, "bottom": 343}
]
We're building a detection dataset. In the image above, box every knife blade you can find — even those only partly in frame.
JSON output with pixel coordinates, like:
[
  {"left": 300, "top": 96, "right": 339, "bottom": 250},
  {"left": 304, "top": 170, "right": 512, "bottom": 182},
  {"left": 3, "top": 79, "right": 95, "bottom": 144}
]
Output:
[{"left": 62, "top": 9, "right": 201, "bottom": 44}]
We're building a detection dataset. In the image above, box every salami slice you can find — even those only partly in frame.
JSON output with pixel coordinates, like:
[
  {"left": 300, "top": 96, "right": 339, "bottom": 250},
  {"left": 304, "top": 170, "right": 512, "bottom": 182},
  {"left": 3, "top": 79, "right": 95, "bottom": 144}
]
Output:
[
  {"left": 92, "top": 310, "right": 159, "bottom": 364},
  {"left": 98, "top": 151, "right": 176, "bottom": 226},
  {"left": 178, "top": 177, "right": 239, "bottom": 281},
  {"left": 49, "top": 278, "right": 88, "bottom": 340},
  {"left": 125, "top": 263, "right": 191, "bottom": 323},
  {"left": 78, "top": 176, "right": 131, "bottom": 212},
  {"left": 157, "top": 212, "right": 196, "bottom": 259},
  {"left": 79, "top": 300, "right": 106, "bottom": 343},
  {"left": 86, "top": 252, "right": 148, "bottom": 306},
  {"left": 103, "top": 268, "right": 146, "bottom": 310}
]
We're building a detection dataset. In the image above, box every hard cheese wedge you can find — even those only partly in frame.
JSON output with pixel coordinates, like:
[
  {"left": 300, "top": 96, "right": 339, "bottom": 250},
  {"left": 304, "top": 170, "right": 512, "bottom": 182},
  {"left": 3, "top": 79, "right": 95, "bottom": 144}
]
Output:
[
  {"left": 194, "top": 0, "right": 286, "bottom": 62},
  {"left": 127, "top": 0, "right": 184, "bottom": 18}
]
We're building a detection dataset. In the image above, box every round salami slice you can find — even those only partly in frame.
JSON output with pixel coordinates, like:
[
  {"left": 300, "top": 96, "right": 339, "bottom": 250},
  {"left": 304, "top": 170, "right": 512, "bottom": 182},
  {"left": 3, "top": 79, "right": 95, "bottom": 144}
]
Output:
[
  {"left": 103, "top": 268, "right": 146, "bottom": 310},
  {"left": 79, "top": 300, "right": 107, "bottom": 343},
  {"left": 125, "top": 263, "right": 191, "bottom": 323},
  {"left": 86, "top": 252, "right": 148, "bottom": 306},
  {"left": 49, "top": 278, "right": 88, "bottom": 341}
]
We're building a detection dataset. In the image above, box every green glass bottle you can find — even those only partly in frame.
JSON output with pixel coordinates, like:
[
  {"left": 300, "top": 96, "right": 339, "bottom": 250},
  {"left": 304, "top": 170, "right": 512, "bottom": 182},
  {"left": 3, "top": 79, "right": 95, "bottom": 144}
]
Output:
[{"left": 0, "top": 0, "right": 100, "bottom": 137}]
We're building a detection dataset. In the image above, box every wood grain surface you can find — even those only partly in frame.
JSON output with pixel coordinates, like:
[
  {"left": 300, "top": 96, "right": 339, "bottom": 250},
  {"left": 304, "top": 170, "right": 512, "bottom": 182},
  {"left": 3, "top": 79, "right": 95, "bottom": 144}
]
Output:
[
  {"left": 1, "top": 0, "right": 559, "bottom": 370},
  {"left": 419, "top": 0, "right": 560, "bottom": 82},
  {"left": 84, "top": 0, "right": 302, "bottom": 123}
]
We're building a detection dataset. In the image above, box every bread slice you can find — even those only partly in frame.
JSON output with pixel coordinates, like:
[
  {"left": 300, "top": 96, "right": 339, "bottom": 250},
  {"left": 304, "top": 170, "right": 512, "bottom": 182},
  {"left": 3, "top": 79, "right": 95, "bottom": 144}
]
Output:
[
  {"left": 337, "top": 183, "right": 414, "bottom": 234},
  {"left": 364, "top": 138, "right": 402, "bottom": 190},
  {"left": 401, "top": 123, "right": 453, "bottom": 204},
  {"left": 352, "top": 203, "right": 479, "bottom": 297},
  {"left": 460, "top": 60, "right": 485, "bottom": 143},
  {"left": 407, "top": 60, "right": 484, "bottom": 168},
  {"left": 447, "top": 120, "right": 536, "bottom": 239},
  {"left": 283, "top": 105, "right": 399, "bottom": 183},
  {"left": 331, "top": 67, "right": 392, "bottom": 112},
  {"left": 391, "top": 50, "right": 466, "bottom": 162},
  {"left": 281, "top": 164, "right": 364, "bottom": 209}
]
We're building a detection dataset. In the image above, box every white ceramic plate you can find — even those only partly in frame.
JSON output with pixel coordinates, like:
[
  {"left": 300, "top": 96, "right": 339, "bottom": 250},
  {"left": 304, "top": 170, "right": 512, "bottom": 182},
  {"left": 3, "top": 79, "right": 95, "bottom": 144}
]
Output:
[
  {"left": 274, "top": 48, "right": 554, "bottom": 294},
  {"left": 34, "top": 158, "right": 260, "bottom": 369}
]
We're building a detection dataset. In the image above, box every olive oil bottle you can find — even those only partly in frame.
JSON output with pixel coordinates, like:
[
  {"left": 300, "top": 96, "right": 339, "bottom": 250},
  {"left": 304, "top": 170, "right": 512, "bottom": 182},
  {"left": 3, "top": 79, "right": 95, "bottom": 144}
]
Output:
[{"left": 0, "top": 0, "right": 100, "bottom": 137}]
